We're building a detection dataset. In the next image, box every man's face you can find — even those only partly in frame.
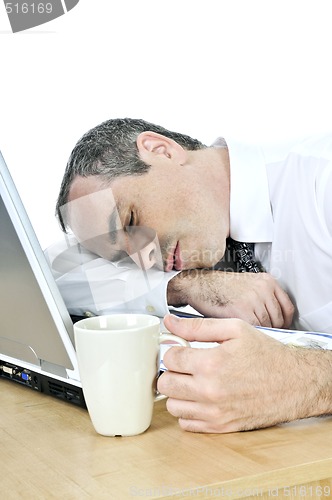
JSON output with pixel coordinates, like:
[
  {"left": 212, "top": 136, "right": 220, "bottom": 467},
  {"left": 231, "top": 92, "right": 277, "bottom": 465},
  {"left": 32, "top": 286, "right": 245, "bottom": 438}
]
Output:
[{"left": 67, "top": 155, "right": 228, "bottom": 272}]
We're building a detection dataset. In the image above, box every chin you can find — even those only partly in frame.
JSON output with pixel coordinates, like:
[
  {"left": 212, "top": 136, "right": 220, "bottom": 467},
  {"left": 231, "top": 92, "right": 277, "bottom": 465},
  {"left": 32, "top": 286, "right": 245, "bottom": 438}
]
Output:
[
  {"left": 197, "top": 254, "right": 224, "bottom": 269},
  {"left": 181, "top": 261, "right": 212, "bottom": 271}
]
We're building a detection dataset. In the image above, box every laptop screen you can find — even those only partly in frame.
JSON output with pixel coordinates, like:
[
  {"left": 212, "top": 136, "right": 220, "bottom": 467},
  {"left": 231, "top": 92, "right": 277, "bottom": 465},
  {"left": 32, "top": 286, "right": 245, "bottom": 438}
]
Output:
[{"left": 0, "top": 151, "right": 77, "bottom": 372}]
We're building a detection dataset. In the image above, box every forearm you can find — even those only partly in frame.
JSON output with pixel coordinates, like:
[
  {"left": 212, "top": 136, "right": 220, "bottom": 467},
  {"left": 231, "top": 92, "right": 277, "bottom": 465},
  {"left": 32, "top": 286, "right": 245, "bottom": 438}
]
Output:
[
  {"left": 167, "top": 269, "right": 294, "bottom": 328},
  {"left": 167, "top": 271, "right": 192, "bottom": 308},
  {"left": 290, "top": 347, "right": 332, "bottom": 419},
  {"left": 167, "top": 270, "right": 224, "bottom": 309}
]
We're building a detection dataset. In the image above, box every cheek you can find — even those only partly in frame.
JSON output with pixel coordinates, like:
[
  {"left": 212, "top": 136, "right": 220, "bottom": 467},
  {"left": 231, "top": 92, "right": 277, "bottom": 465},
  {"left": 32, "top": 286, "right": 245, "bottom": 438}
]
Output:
[
  {"left": 140, "top": 197, "right": 171, "bottom": 230},
  {"left": 139, "top": 183, "right": 195, "bottom": 235}
]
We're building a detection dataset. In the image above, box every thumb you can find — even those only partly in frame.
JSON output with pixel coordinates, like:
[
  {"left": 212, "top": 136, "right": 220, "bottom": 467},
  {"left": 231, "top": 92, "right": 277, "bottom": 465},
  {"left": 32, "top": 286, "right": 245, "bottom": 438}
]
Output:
[{"left": 163, "top": 314, "right": 246, "bottom": 343}]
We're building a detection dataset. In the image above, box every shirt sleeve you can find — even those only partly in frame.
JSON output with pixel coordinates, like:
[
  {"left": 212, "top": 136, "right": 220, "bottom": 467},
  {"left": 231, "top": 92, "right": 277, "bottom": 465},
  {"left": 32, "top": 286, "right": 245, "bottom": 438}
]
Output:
[{"left": 44, "top": 237, "right": 178, "bottom": 318}]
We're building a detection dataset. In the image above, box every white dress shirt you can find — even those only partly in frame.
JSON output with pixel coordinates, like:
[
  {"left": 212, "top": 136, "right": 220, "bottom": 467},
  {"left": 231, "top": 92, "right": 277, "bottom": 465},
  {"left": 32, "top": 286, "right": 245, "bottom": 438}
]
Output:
[
  {"left": 227, "top": 133, "right": 332, "bottom": 332},
  {"left": 45, "top": 235, "right": 178, "bottom": 318},
  {"left": 46, "top": 133, "right": 332, "bottom": 332}
]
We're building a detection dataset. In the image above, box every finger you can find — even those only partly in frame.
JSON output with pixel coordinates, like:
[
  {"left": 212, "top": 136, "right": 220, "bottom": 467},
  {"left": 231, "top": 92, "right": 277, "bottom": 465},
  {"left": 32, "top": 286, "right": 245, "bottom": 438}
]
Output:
[
  {"left": 252, "top": 305, "right": 273, "bottom": 328},
  {"left": 163, "top": 314, "right": 247, "bottom": 343},
  {"left": 161, "top": 346, "right": 198, "bottom": 377},
  {"left": 264, "top": 294, "right": 286, "bottom": 329},
  {"left": 173, "top": 404, "right": 238, "bottom": 434},
  {"left": 274, "top": 287, "right": 295, "bottom": 328},
  {"left": 223, "top": 305, "right": 264, "bottom": 328},
  {"left": 178, "top": 418, "right": 216, "bottom": 434},
  {"left": 178, "top": 418, "right": 239, "bottom": 434},
  {"left": 166, "top": 398, "right": 209, "bottom": 421},
  {"left": 166, "top": 395, "right": 247, "bottom": 433},
  {"left": 254, "top": 294, "right": 290, "bottom": 328},
  {"left": 253, "top": 290, "right": 294, "bottom": 329},
  {"left": 166, "top": 399, "right": 227, "bottom": 433},
  {"left": 254, "top": 287, "right": 293, "bottom": 329},
  {"left": 157, "top": 370, "right": 197, "bottom": 399},
  {"left": 240, "top": 310, "right": 264, "bottom": 327}
]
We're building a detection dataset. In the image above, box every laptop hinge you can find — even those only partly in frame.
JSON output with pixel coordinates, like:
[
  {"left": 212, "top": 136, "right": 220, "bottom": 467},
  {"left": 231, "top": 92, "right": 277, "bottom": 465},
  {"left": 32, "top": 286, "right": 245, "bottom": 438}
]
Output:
[{"left": 40, "top": 360, "right": 68, "bottom": 378}]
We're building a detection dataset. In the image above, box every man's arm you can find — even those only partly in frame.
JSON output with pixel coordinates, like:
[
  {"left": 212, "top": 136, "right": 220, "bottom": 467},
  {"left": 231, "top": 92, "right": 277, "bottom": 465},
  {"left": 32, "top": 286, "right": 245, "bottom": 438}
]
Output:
[
  {"left": 46, "top": 237, "right": 294, "bottom": 326},
  {"left": 167, "top": 269, "right": 294, "bottom": 329},
  {"left": 157, "top": 314, "right": 332, "bottom": 434}
]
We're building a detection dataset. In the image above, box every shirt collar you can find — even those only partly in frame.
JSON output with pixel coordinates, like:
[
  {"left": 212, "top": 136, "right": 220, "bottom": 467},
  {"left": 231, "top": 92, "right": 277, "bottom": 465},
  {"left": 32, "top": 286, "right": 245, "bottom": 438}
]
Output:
[{"left": 214, "top": 137, "right": 273, "bottom": 243}]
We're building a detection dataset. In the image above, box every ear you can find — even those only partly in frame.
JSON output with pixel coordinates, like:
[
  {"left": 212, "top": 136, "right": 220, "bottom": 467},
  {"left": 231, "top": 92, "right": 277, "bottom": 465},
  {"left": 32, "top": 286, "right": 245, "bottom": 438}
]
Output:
[{"left": 137, "top": 131, "right": 187, "bottom": 165}]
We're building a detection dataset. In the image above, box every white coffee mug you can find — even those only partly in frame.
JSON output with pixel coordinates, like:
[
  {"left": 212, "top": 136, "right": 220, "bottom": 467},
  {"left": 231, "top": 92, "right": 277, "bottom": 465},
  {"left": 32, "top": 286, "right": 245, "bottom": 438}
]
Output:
[{"left": 74, "top": 314, "right": 189, "bottom": 437}]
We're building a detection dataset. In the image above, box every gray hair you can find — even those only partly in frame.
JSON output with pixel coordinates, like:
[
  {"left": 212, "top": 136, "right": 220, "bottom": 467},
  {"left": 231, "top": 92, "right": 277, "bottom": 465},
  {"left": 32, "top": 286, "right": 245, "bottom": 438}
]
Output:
[{"left": 56, "top": 117, "right": 206, "bottom": 232}]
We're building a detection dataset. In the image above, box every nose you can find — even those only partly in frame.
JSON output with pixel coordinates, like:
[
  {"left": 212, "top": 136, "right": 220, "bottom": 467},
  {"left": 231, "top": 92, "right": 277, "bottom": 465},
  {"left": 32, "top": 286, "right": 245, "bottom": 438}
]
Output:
[{"left": 126, "top": 227, "right": 162, "bottom": 271}]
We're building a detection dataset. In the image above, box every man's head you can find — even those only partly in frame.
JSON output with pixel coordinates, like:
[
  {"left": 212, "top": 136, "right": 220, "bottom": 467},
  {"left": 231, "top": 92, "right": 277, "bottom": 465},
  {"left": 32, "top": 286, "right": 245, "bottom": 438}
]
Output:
[{"left": 56, "top": 118, "right": 230, "bottom": 271}]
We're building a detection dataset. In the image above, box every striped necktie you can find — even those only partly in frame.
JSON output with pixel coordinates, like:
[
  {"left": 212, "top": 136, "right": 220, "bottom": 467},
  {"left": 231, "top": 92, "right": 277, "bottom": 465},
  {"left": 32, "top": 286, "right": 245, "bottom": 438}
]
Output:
[{"left": 226, "top": 238, "right": 264, "bottom": 273}]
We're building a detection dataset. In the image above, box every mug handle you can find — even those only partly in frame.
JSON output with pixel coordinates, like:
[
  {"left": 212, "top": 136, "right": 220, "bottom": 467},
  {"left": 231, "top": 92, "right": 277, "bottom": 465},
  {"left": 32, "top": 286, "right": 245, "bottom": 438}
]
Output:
[{"left": 154, "top": 333, "right": 190, "bottom": 402}]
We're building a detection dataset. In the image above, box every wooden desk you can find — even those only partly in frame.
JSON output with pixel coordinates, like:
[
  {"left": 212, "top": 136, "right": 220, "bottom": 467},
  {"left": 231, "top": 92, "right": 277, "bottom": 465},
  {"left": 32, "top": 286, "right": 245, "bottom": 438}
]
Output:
[{"left": 1, "top": 379, "right": 332, "bottom": 499}]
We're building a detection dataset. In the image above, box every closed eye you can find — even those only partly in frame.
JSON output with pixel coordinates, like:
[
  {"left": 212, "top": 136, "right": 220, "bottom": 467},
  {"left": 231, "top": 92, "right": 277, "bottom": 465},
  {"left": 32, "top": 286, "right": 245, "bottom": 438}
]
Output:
[
  {"left": 128, "top": 211, "right": 135, "bottom": 227},
  {"left": 125, "top": 211, "right": 137, "bottom": 234}
]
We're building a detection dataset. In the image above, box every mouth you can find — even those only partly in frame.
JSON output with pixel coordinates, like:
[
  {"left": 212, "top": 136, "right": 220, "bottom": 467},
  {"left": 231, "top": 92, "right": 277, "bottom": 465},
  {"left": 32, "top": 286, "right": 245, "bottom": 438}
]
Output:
[{"left": 165, "top": 242, "right": 183, "bottom": 272}]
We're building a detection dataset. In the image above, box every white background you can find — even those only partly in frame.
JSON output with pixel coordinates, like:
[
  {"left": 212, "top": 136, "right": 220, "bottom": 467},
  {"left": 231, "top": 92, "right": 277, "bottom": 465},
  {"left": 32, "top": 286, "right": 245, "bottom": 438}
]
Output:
[{"left": 1, "top": 0, "right": 332, "bottom": 249}]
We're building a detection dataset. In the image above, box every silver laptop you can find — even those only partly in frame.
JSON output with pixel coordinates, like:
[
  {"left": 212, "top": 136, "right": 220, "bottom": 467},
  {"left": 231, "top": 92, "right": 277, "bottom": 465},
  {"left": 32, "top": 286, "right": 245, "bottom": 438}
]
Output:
[{"left": 0, "top": 151, "right": 86, "bottom": 408}]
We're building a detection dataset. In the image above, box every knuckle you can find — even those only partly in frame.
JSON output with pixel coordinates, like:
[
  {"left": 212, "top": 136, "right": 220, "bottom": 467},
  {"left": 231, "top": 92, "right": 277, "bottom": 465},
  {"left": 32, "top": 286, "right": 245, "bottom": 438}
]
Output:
[
  {"left": 229, "top": 317, "right": 251, "bottom": 333},
  {"left": 209, "top": 404, "right": 226, "bottom": 422},
  {"left": 287, "top": 302, "right": 295, "bottom": 316},
  {"left": 201, "top": 349, "right": 223, "bottom": 377},
  {"left": 190, "top": 317, "right": 206, "bottom": 335},
  {"left": 203, "top": 382, "right": 225, "bottom": 403},
  {"left": 202, "top": 359, "right": 217, "bottom": 378},
  {"left": 264, "top": 272, "right": 275, "bottom": 282},
  {"left": 260, "top": 273, "right": 275, "bottom": 289},
  {"left": 260, "top": 314, "right": 272, "bottom": 327},
  {"left": 247, "top": 317, "right": 260, "bottom": 326},
  {"left": 157, "top": 371, "right": 170, "bottom": 394},
  {"left": 165, "top": 397, "right": 177, "bottom": 414},
  {"left": 161, "top": 349, "right": 172, "bottom": 368},
  {"left": 272, "top": 318, "right": 283, "bottom": 329},
  {"left": 162, "top": 345, "right": 184, "bottom": 369},
  {"left": 178, "top": 419, "right": 200, "bottom": 433}
]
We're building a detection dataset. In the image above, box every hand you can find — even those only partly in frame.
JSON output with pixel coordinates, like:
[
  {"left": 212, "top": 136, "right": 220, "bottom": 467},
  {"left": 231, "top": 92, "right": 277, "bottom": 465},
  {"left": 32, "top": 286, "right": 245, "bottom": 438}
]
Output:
[
  {"left": 157, "top": 314, "right": 332, "bottom": 433},
  {"left": 167, "top": 270, "right": 294, "bottom": 329}
]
